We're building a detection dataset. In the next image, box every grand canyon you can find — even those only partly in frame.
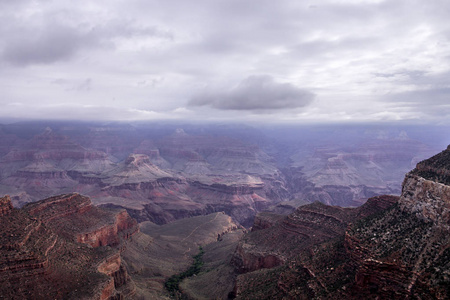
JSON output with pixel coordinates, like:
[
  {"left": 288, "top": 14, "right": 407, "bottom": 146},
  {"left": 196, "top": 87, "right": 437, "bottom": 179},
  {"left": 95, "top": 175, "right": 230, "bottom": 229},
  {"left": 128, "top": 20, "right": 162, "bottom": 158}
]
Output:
[
  {"left": 0, "top": 121, "right": 449, "bottom": 299},
  {"left": 3, "top": 0, "right": 450, "bottom": 298}
]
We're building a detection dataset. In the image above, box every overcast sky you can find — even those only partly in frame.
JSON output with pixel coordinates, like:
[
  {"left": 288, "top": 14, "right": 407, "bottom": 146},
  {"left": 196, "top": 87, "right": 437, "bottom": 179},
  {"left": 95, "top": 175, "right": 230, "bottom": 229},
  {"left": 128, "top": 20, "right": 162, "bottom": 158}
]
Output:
[{"left": 1, "top": 0, "right": 450, "bottom": 124}]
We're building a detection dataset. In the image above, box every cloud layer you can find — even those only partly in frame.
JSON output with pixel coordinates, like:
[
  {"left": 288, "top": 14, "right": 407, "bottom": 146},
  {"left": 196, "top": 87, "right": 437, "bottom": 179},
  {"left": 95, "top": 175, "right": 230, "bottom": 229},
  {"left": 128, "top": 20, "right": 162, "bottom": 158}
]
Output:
[
  {"left": 189, "top": 75, "right": 315, "bottom": 112},
  {"left": 1, "top": 0, "right": 450, "bottom": 123}
]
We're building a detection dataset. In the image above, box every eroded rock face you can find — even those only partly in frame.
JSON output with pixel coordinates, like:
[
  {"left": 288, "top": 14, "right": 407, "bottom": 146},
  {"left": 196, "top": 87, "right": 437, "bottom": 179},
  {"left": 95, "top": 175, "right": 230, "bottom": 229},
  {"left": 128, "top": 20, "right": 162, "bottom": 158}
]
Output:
[
  {"left": 233, "top": 243, "right": 285, "bottom": 274},
  {"left": 231, "top": 196, "right": 414, "bottom": 299},
  {"left": 400, "top": 173, "right": 450, "bottom": 224},
  {"left": 231, "top": 146, "right": 450, "bottom": 299},
  {"left": 77, "top": 210, "right": 138, "bottom": 248},
  {"left": 231, "top": 200, "right": 365, "bottom": 279},
  {"left": 411, "top": 144, "right": 450, "bottom": 185},
  {"left": 251, "top": 212, "right": 284, "bottom": 231},
  {"left": 0, "top": 193, "right": 137, "bottom": 300}
]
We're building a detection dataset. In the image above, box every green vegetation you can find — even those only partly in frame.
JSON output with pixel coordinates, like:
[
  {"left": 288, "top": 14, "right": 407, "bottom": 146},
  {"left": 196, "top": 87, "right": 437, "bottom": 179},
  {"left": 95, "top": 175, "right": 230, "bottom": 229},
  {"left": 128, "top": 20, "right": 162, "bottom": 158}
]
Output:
[
  {"left": 165, "top": 246, "right": 205, "bottom": 296},
  {"left": 180, "top": 230, "right": 245, "bottom": 300}
]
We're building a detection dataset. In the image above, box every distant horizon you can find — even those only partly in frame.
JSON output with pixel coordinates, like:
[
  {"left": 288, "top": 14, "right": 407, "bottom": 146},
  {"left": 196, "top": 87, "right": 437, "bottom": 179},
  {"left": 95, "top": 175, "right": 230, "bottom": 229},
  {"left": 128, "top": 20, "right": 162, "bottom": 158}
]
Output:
[
  {"left": 1, "top": 118, "right": 449, "bottom": 150},
  {"left": 1, "top": 117, "right": 450, "bottom": 128}
]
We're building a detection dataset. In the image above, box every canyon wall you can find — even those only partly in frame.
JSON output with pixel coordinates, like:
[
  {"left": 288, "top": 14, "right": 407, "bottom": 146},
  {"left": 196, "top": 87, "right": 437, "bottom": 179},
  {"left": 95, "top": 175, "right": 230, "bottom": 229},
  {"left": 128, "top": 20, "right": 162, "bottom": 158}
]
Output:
[
  {"left": 230, "top": 146, "right": 450, "bottom": 299},
  {"left": 0, "top": 193, "right": 138, "bottom": 300}
]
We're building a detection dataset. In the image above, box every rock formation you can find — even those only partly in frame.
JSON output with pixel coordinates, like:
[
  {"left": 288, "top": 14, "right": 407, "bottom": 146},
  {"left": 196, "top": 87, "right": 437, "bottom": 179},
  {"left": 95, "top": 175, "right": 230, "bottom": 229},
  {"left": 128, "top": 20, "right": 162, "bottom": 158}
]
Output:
[
  {"left": 0, "top": 126, "right": 288, "bottom": 227},
  {"left": 0, "top": 193, "right": 138, "bottom": 299},
  {"left": 0, "top": 122, "right": 443, "bottom": 228},
  {"left": 229, "top": 146, "right": 450, "bottom": 299}
]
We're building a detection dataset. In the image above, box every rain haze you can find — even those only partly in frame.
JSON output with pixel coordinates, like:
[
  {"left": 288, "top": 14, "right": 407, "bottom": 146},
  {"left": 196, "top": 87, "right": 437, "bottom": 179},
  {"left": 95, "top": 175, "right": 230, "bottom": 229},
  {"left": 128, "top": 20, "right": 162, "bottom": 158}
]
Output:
[{"left": 1, "top": 0, "right": 450, "bottom": 124}]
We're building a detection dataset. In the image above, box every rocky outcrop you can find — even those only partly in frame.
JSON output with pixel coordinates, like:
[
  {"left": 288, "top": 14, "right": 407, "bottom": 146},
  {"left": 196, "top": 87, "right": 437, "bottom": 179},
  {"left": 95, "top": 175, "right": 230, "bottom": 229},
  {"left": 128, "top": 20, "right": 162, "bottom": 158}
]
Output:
[
  {"left": 342, "top": 146, "right": 450, "bottom": 298},
  {"left": 0, "top": 211, "right": 56, "bottom": 283},
  {"left": 231, "top": 201, "right": 359, "bottom": 279},
  {"left": 25, "top": 193, "right": 92, "bottom": 222},
  {"left": 399, "top": 173, "right": 450, "bottom": 224},
  {"left": 97, "top": 253, "right": 134, "bottom": 298},
  {"left": 233, "top": 243, "right": 285, "bottom": 273},
  {"left": 411, "top": 144, "right": 450, "bottom": 185},
  {"left": 0, "top": 193, "right": 138, "bottom": 300},
  {"left": 77, "top": 210, "right": 138, "bottom": 248},
  {"left": 102, "top": 174, "right": 278, "bottom": 227},
  {"left": 251, "top": 212, "right": 284, "bottom": 231},
  {"left": 344, "top": 200, "right": 449, "bottom": 298},
  {"left": 231, "top": 147, "right": 450, "bottom": 299},
  {"left": 230, "top": 196, "right": 415, "bottom": 299}
]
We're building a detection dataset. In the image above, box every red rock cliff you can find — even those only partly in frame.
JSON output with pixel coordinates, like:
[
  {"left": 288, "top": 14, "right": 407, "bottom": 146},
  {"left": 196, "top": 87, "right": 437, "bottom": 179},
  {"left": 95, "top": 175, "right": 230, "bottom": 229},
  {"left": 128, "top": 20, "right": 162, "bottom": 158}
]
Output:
[
  {"left": 0, "top": 193, "right": 138, "bottom": 300},
  {"left": 77, "top": 210, "right": 138, "bottom": 248}
]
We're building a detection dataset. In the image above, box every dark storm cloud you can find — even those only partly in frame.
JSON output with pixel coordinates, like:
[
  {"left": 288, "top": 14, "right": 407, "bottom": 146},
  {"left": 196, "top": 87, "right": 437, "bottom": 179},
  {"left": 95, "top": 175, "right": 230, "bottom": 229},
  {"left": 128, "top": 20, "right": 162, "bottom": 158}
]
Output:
[{"left": 189, "top": 75, "right": 315, "bottom": 111}]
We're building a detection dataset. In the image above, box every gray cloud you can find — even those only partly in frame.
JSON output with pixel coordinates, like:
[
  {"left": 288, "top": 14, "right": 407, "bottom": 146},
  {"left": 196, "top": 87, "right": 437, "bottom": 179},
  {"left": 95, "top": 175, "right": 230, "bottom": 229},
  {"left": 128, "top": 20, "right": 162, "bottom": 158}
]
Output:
[
  {"left": 1, "top": 0, "right": 450, "bottom": 123},
  {"left": 386, "top": 87, "right": 450, "bottom": 106},
  {"left": 0, "top": 3, "right": 173, "bottom": 67},
  {"left": 72, "top": 78, "right": 92, "bottom": 92},
  {"left": 189, "top": 75, "right": 315, "bottom": 111},
  {"left": 381, "top": 69, "right": 450, "bottom": 110},
  {"left": 2, "top": 25, "right": 98, "bottom": 66}
]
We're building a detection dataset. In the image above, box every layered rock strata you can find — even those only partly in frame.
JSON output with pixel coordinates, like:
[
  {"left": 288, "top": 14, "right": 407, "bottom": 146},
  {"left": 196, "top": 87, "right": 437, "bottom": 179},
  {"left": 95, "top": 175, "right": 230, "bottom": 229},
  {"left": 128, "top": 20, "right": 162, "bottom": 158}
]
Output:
[
  {"left": 0, "top": 193, "right": 138, "bottom": 300},
  {"left": 230, "top": 146, "right": 450, "bottom": 299}
]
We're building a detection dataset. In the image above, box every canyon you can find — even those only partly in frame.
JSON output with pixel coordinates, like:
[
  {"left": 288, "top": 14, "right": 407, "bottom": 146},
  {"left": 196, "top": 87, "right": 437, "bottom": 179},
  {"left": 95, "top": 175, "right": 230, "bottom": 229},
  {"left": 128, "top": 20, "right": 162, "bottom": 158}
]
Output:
[
  {"left": 0, "top": 193, "right": 242, "bottom": 299},
  {"left": 0, "top": 122, "right": 442, "bottom": 227},
  {"left": 0, "top": 121, "right": 449, "bottom": 299},
  {"left": 0, "top": 193, "right": 138, "bottom": 299},
  {"left": 226, "top": 145, "right": 450, "bottom": 299}
]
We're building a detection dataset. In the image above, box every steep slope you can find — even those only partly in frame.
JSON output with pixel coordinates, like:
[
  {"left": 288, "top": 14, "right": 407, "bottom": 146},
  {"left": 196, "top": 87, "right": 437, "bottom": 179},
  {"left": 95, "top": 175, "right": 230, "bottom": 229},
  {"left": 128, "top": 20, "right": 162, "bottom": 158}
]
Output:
[
  {"left": 0, "top": 193, "right": 138, "bottom": 300},
  {"left": 411, "top": 144, "right": 450, "bottom": 186},
  {"left": 229, "top": 146, "right": 450, "bottom": 299},
  {"left": 0, "top": 192, "right": 246, "bottom": 299},
  {"left": 121, "top": 212, "right": 243, "bottom": 299}
]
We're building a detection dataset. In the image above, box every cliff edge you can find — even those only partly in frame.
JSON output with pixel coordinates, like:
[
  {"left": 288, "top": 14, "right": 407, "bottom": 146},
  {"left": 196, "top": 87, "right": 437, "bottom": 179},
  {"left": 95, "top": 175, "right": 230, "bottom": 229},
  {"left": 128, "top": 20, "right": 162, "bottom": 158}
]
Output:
[{"left": 230, "top": 146, "right": 450, "bottom": 299}]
